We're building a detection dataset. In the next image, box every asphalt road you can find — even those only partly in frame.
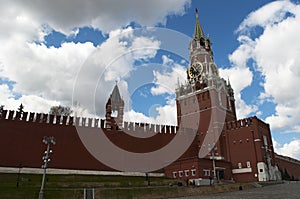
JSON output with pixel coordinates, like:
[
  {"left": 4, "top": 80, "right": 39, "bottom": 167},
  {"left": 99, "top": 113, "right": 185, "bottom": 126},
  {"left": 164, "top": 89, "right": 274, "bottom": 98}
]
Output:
[{"left": 171, "top": 182, "right": 300, "bottom": 199}]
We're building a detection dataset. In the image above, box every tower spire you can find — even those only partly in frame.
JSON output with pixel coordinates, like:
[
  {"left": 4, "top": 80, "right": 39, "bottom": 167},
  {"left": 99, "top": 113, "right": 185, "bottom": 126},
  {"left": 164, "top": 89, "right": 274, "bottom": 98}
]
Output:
[
  {"left": 194, "top": 8, "right": 205, "bottom": 40},
  {"left": 111, "top": 81, "right": 122, "bottom": 102}
]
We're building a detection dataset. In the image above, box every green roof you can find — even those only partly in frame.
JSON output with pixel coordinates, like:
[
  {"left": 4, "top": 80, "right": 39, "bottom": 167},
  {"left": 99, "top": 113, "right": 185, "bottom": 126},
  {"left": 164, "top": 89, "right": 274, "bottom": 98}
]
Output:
[{"left": 194, "top": 8, "right": 205, "bottom": 40}]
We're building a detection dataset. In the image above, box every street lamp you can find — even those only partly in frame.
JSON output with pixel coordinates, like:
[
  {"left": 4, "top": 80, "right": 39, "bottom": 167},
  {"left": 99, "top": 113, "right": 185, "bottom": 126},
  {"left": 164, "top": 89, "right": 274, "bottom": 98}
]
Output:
[
  {"left": 208, "top": 144, "right": 217, "bottom": 183},
  {"left": 16, "top": 162, "right": 22, "bottom": 187},
  {"left": 38, "top": 136, "right": 56, "bottom": 199}
]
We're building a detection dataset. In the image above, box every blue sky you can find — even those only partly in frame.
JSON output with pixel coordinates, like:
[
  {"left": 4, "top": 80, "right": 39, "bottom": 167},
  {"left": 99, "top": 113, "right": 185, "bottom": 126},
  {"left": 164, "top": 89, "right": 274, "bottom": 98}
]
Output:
[{"left": 0, "top": 0, "right": 300, "bottom": 159}]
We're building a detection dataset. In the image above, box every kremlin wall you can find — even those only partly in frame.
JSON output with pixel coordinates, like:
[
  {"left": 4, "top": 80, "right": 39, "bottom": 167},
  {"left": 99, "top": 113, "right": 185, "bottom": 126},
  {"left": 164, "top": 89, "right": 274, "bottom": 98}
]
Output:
[{"left": 1, "top": 10, "right": 300, "bottom": 183}]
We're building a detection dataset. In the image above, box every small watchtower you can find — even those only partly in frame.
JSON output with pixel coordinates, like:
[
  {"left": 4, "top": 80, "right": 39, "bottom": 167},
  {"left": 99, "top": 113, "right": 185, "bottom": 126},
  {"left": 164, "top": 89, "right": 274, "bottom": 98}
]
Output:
[{"left": 105, "top": 82, "right": 124, "bottom": 129}]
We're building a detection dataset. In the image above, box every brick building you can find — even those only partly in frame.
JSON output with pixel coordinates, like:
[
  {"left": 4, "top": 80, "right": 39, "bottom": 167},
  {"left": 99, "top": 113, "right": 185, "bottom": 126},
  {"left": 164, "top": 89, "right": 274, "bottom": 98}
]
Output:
[
  {"left": 0, "top": 9, "right": 299, "bottom": 183},
  {"left": 164, "top": 9, "right": 281, "bottom": 182}
]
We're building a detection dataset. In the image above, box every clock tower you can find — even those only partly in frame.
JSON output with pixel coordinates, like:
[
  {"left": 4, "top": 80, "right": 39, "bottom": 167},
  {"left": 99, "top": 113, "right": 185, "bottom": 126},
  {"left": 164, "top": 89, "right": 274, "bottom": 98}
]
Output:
[{"left": 176, "top": 9, "right": 237, "bottom": 160}]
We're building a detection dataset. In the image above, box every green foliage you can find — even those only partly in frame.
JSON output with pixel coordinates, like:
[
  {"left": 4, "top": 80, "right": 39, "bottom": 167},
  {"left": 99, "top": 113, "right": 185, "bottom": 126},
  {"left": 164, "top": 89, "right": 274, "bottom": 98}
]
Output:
[
  {"left": 0, "top": 105, "right": 4, "bottom": 117},
  {"left": 17, "top": 103, "right": 24, "bottom": 113},
  {"left": 280, "top": 168, "right": 291, "bottom": 181},
  {"left": 49, "top": 105, "right": 72, "bottom": 116},
  {"left": 17, "top": 104, "right": 25, "bottom": 120}
]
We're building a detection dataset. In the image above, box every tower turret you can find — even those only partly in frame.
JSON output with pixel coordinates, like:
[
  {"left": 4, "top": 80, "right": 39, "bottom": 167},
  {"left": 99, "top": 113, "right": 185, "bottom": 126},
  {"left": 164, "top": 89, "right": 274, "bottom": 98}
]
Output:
[{"left": 105, "top": 82, "right": 124, "bottom": 129}]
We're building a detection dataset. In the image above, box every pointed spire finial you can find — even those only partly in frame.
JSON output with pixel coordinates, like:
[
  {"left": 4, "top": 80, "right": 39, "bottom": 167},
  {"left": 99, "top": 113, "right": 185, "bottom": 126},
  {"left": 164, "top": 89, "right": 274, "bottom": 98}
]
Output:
[
  {"left": 177, "top": 77, "right": 180, "bottom": 88},
  {"left": 227, "top": 77, "right": 233, "bottom": 89},
  {"left": 110, "top": 81, "right": 122, "bottom": 103},
  {"left": 194, "top": 8, "right": 204, "bottom": 40}
]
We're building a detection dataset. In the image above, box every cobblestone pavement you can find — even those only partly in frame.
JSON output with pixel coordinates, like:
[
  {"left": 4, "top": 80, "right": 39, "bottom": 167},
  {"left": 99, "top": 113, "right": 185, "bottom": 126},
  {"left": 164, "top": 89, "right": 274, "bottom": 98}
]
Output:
[{"left": 171, "top": 182, "right": 300, "bottom": 199}]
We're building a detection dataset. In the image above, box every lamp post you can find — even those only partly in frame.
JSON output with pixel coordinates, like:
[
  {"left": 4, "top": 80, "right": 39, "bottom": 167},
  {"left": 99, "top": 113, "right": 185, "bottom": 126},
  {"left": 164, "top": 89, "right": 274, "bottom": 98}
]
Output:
[
  {"left": 208, "top": 144, "right": 217, "bottom": 183},
  {"left": 16, "top": 162, "right": 22, "bottom": 188},
  {"left": 212, "top": 147, "right": 217, "bottom": 182},
  {"left": 38, "top": 136, "right": 56, "bottom": 199}
]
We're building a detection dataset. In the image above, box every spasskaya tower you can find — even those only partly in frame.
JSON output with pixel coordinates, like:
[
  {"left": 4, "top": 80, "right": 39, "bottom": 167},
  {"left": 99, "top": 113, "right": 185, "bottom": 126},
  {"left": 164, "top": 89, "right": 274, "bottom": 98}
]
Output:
[{"left": 176, "top": 9, "right": 237, "bottom": 161}]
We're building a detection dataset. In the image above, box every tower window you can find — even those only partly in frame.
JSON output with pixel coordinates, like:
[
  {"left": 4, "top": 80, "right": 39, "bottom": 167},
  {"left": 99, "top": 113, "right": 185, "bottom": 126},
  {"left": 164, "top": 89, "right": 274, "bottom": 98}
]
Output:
[
  {"left": 173, "top": 172, "right": 177, "bottom": 178},
  {"left": 179, "top": 171, "right": 183, "bottom": 177},
  {"left": 185, "top": 170, "right": 189, "bottom": 177},
  {"left": 238, "top": 162, "right": 242, "bottom": 169},
  {"left": 203, "top": 169, "right": 210, "bottom": 176},
  {"left": 200, "top": 38, "right": 205, "bottom": 46},
  {"left": 246, "top": 161, "right": 251, "bottom": 168},
  {"left": 191, "top": 169, "right": 196, "bottom": 176}
]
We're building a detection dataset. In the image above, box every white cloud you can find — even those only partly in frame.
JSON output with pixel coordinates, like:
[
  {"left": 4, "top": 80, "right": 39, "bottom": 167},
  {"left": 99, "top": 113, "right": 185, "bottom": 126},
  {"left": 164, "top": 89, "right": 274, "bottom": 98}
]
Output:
[
  {"left": 284, "top": 125, "right": 300, "bottom": 134},
  {"left": 0, "top": 84, "right": 13, "bottom": 102},
  {"left": 0, "top": 22, "right": 162, "bottom": 117},
  {"left": 155, "top": 98, "right": 177, "bottom": 125},
  {"left": 127, "top": 55, "right": 187, "bottom": 125},
  {"left": 124, "top": 109, "right": 152, "bottom": 123},
  {"left": 0, "top": 0, "right": 190, "bottom": 117},
  {"left": 0, "top": 0, "right": 190, "bottom": 35},
  {"left": 237, "top": 0, "right": 295, "bottom": 33},
  {"left": 124, "top": 97, "right": 177, "bottom": 125},
  {"left": 273, "top": 138, "right": 300, "bottom": 160},
  {"left": 230, "top": 0, "right": 300, "bottom": 132},
  {"left": 151, "top": 55, "right": 186, "bottom": 95},
  {"left": 131, "top": 36, "right": 161, "bottom": 61},
  {"left": 66, "top": 26, "right": 164, "bottom": 119},
  {"left": 123, "top": 56, "right": 182, "bottom": 126},
  {"left": 1, "top": 42, "right": 96, "bottom": 102},
  {"left": 1, "top": 94, "right": 59, "bottom": 113},
  {"left": 219, "top": 66, "right": 257, "bottom": 119}
]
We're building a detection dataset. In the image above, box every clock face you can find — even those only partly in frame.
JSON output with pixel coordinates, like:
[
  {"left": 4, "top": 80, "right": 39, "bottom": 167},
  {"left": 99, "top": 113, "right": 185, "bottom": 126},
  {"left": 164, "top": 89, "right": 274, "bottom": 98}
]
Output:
[{"left": 188, "top": 62, "right": 203, "bottom": 78}]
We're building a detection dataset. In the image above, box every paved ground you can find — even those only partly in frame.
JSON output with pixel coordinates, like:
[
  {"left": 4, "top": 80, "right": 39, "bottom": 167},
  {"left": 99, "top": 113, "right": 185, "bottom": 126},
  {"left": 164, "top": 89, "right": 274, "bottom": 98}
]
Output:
[{"left": 171, "top": 182, "right": 300, "bottom": 199}]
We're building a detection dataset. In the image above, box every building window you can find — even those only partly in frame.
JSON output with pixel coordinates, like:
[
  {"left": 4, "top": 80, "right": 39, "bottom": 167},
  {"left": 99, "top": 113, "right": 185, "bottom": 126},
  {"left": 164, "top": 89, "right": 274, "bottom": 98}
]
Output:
[
  {"left": 263, "top": 135, "right": 268, "bottom": 146},
  {"left": 238, "top": 162, "right": 242, "bottom": 169},
  {"left": 191, "top": 169, "right": 196, "bottom": 176},
  {"left": 179, "top": 171, "right": 183, "bottom": 177},
  {"left": 203, "top": 169, "right": 210, "bottom": 176},
  {"left": 246, "top": 161, "right": 251, "bottom": 168},
  {"left": 173, "top": 172, "right": 177, "bottom": 178},
  {"left": 185, "top": 170, "right": 189, "bottom": 177},
  {"left": 259, "top": 169, "right": 263, "bottom": 173}
]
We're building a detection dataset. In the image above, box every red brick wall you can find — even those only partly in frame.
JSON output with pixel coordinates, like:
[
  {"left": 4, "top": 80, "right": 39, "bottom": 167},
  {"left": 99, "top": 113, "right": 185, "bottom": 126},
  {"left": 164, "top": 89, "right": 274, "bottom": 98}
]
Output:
[
  {"left": 276, "top": 155, "right": 300, "bottom": 180},
  {"left": 0, "top": 112, "right": 179, "bottom": 171},
  {"left": 225, "top": 117, "right": 276, "bottom": 182},
  {"left": 0, "top": 119, "right": 111, "bottom": 170}
]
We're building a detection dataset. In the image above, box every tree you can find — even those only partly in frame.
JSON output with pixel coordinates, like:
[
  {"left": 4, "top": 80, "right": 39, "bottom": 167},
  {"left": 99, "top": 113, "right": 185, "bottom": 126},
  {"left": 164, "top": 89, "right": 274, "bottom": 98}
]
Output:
[
  {"left": 18, "top": 103, "right": 24, "bottom": 113},
  {"left": 49, "top": 105, "right": 72, "bottom": 116},
  {"left": 281, "top": 168, "right": 291, "bottom": 181},
  {"left": 0, "top": 105, "right": 4, "bottom": 117},
  {"left": 17, "top": 103, "right": 24, "bottom": 120}
]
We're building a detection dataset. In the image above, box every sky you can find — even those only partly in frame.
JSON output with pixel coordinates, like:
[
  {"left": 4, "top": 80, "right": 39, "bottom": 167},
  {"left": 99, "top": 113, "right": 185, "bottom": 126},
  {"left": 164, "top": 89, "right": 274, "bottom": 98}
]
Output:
[{"left": 0, "top": 0, "right": 300, "bottom": 160}]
